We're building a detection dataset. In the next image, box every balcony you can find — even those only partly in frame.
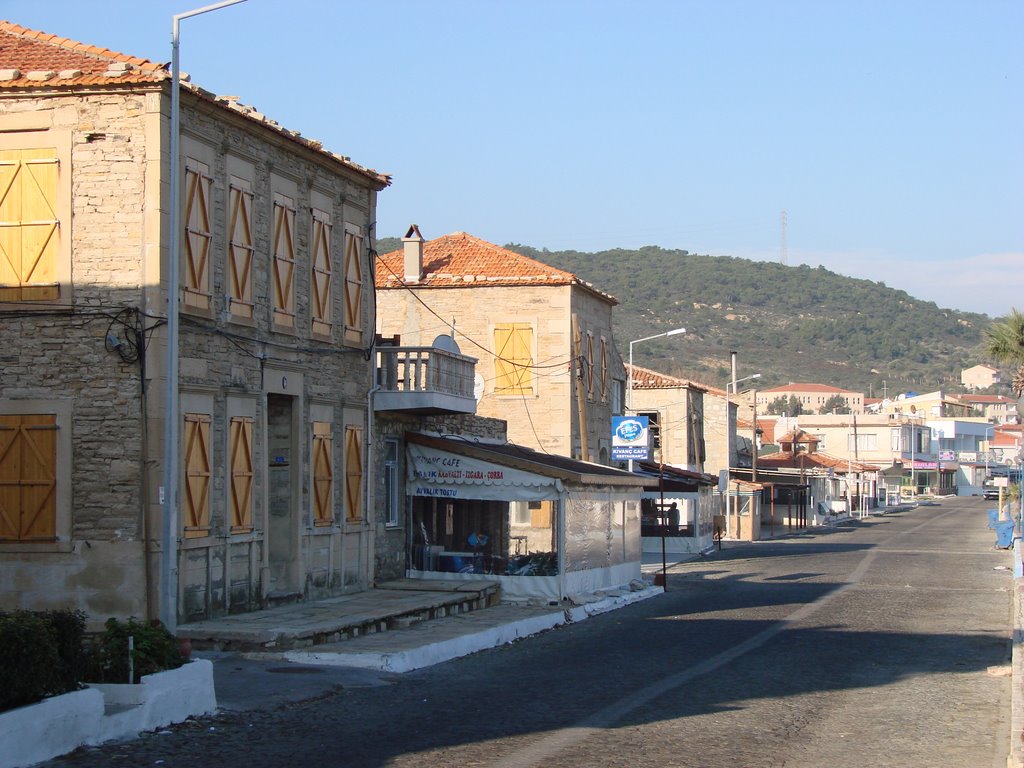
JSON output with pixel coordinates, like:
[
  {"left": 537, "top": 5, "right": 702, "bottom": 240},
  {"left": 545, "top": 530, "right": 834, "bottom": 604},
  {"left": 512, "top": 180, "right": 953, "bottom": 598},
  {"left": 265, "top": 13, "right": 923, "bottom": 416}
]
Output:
[{"left": 374, "top": 346, "right": 478, "bottom": 414}]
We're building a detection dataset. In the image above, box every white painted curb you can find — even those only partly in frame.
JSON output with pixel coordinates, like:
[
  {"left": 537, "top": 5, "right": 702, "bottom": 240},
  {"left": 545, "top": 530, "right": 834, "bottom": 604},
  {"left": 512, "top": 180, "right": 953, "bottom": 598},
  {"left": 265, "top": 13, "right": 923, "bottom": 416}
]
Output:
[{"left": 0, "top": 659, "right": 216, "bottom": 768}]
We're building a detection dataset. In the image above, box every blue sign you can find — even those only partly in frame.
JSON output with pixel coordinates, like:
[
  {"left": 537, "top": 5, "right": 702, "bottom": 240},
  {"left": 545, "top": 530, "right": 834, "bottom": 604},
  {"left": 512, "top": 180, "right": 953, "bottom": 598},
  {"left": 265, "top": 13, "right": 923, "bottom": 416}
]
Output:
[{"left": 612, "top": 416, "right": 649, "bottom": 461}]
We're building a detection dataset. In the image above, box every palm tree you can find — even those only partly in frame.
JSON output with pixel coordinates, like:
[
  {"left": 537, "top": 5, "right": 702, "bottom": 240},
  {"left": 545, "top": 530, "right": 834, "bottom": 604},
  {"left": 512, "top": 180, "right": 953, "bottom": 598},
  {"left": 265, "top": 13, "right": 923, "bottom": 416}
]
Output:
[{"left": 984, "top": 308, "right": 1024, "bottom": 398}]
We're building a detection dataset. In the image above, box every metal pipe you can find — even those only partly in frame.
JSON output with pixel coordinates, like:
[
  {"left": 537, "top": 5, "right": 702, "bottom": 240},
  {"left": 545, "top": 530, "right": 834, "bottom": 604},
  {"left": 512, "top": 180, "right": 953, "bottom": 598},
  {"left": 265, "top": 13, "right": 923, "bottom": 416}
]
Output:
[{"left": 161, "top": 0, "right": 248, "bottom": 632}]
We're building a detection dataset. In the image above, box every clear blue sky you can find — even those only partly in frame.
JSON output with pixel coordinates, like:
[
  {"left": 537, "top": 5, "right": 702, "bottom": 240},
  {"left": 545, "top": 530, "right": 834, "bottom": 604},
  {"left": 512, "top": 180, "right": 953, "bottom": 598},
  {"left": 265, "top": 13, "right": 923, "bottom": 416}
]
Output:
[{"left": 7, "top": 0, "right": 1022, "bottom": 317}]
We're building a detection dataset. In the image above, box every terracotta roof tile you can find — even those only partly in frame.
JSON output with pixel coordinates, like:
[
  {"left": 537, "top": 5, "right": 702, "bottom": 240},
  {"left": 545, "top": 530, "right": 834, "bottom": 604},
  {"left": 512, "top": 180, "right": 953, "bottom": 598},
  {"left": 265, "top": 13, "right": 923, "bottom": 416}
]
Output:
[
  {"left": 0, "top": 20, "right": 390, "bottom": 187},
  {"left": 761, "top": 382, "right": 857, "bottom": 394},
  {"left": 757, "top": 450, "right": 875, "bottom": 473},
  {"left": 0, "top": 20, "right": 166, "bottom": 86},
  {"left": 627, "top": 364, "right": 708, "bottom": 391},
  {"left": 376, "top": 231, "right": 616, "bottom": 303}
]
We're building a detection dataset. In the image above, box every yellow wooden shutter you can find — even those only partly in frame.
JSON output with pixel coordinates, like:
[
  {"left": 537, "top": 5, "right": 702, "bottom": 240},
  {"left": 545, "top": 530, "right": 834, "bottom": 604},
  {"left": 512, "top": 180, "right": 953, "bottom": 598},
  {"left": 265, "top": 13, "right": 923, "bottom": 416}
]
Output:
[
  {"left": 311, "top": 210, "right": 332, "bottom": 337},
  {"left": 0, "top": 148, "right": 60, "bottom": 302},
  {"left": 0, "top": 414, "right": 57, "bottom": 541},
  {"left": 272, "top": 196, "right": 296, "bottom": 328},
  {"left": 227, "top": 182, "right": 254, "bottom": 320},
  {"left": 312, "top": 421, "right": 333, "bottom": 526},
  {"left": 342, "top": 228, "right": 363, "bottom": 345},
  {"left": 183, "top": 413, "right": 211, "bottom": 538},
  {"left": 530, "top": 500, "right": 552, "bottom": 529},
  {"left": 229, "top": 416, "right": 253, "bottom": 531},
  {"left": 183, "top": 162, "right": 212, "bottom": 311},
  {"left": 494, "top": 323, "right": 533, "bottom": 394},
  {"left": 344, "top": 426, "right": 363, "bottom": 521}
]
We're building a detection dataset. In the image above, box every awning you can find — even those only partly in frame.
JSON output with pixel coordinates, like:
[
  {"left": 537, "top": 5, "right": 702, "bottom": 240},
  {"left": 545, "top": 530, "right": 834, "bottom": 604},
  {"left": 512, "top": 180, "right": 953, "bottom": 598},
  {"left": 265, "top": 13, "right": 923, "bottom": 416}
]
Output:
[{"left": 405, "top": 432, "right": 646, "bottom": 502}]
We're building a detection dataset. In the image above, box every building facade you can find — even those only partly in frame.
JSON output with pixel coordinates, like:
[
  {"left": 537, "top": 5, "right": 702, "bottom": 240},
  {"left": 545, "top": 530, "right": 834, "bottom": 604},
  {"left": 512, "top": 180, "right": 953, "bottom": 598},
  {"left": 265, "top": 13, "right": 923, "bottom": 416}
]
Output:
[
  {"left": 376, "top": 229, "right": 626, "bottom": 464},
  {"left": 0, "top": 22, "right": 389, "bottom": 625}
]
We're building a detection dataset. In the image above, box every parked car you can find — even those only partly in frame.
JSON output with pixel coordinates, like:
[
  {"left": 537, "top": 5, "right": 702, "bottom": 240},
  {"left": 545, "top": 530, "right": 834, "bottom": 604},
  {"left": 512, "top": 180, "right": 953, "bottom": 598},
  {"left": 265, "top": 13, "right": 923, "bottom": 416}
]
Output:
[{"left": 983, "top": 486, "right": 1000, "bottom": 500}]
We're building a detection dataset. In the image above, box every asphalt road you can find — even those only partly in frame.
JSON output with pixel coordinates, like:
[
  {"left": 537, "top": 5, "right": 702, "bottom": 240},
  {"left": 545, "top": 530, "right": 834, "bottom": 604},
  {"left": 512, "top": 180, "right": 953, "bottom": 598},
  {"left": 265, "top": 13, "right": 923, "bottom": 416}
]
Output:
[{"left": 54, "top": 497, "right": 1012, "bottom": 768}]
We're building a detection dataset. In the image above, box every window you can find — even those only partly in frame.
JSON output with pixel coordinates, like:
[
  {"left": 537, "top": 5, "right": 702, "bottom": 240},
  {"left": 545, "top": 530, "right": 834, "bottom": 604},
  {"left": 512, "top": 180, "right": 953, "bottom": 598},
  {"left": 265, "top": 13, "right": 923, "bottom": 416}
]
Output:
[
  {"left": 0, "top": 147, "right": 60, "bottom": 302},
  {"left": 226, "top": 179, "right": 254, "bottom": 320},
  {"left": 342, "top": 225, "right": 363, "bottom": 345},
  {"left": 311, "top": 208, "right": 333, "bottom": 337},
  {"left": 640, "top": 411, "right": 661, "bottom": 456},
  {"left": 494, "top": 323, "right": 533, "bottom": 395},
  {"left": 384, "top": 439, "right": 399, "bottom": 527},
  {"left": 891, "top": 428, "right": 902, "bottom": 452},
  {"left": 611, "top": 379, "right": 624, "bottom": 415},
  {"left": 848, "top": 433, "right": 877, "bottom": 452},
  {"left": 510, "top": 501, "right": 531, "bottom": 526},
  {"left": 228, "top": 416, "right": 253, "bottom": 532},
  {"left": 344, "top": 425, "right": 363, "bottom": 521},
  {"left": 0, "top": 414, "right": 57, "bottom": 540},
  {"left": 183, "top": 160, "right": 213, "bottom": 312},
  {"left": 183, "top": 413, "right": 211, "bottom": 538},
  {"left": 312, "top": 422, "right": 334, "bottom": 526},
  {"left": 272, "top": 193, "right": 296, "bottom": 328}
]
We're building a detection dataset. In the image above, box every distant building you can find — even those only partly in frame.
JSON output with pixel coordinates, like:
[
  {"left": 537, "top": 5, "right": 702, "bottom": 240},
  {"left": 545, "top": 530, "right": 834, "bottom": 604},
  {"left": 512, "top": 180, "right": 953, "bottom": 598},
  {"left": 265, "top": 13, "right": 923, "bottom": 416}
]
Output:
[
  {"left": 756, "top": 383, "right": 864, "bottom": 414},
  {"left": 958, "top": 394, "right": 1019, "bottom": 424},
  {"left": 961, "top": 364, "right": 1001, "bottom": 390}
]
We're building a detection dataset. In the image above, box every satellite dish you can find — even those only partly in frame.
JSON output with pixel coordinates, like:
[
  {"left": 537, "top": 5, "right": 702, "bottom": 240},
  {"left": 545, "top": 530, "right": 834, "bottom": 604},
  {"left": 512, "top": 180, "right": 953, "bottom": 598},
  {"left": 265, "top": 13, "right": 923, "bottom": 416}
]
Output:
[
  {"left": 474, "top": 373, "right": 485, "bottom": 401},
  {"left": 431, "top": 334, "right": 461, "bottom": 354}
]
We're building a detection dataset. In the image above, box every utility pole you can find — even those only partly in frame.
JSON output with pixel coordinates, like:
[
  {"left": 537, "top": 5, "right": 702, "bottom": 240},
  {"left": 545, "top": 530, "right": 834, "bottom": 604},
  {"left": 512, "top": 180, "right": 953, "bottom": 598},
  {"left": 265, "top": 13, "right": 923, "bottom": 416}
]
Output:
[{"left": 780, "top": 210, "right": 788, "bottom": 266}]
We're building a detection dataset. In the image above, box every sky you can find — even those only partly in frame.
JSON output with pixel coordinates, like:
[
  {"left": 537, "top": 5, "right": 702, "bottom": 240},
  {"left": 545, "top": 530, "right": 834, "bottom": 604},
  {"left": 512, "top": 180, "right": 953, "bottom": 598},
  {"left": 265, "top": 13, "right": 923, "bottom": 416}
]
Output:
[{"left": 6, "top": 0, "right": 1022, "bottom": 317}]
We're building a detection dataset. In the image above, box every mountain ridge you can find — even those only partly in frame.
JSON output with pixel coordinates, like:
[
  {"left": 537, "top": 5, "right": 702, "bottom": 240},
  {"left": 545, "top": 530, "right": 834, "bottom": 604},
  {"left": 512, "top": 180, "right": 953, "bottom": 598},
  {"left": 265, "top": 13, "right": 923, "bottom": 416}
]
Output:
[{"left": 374, "top": 237, "right": 997, "bottom": 396}]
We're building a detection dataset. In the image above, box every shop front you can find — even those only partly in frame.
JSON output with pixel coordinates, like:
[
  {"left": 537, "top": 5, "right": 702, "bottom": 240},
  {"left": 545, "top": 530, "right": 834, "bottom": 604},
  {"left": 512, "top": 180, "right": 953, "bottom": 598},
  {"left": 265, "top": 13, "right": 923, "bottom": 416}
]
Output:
[{"left": 405, "top": 433, "right": 646, "bottom": 601}]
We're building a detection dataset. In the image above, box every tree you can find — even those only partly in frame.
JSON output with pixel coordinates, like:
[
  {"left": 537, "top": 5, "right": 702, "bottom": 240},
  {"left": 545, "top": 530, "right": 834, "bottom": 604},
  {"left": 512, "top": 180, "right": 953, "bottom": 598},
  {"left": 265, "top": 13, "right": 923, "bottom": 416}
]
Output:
[
  {"left": 984, "top": 308, "right": 1024, "bottom": 397},
  {"left": 819, "top": 394, "right": 851, "bottom": 415},
  {"left": 766, "top": 395, "right": 803, "bottom": 417}
]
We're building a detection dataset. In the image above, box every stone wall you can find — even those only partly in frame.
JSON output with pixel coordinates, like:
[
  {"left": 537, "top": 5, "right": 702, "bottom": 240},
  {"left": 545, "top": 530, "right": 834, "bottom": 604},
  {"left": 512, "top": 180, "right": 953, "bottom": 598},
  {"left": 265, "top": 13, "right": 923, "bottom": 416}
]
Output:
[{"left": 377, "top": 282, "right": 624, "bottom": 463}]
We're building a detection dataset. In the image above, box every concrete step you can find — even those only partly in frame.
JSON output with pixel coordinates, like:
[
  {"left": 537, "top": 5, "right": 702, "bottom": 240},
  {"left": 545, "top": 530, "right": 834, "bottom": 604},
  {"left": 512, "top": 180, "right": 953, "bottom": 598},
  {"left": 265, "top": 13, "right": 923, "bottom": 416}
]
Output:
[{"left": 178, "top": 579, "right": 501, "bottom": 653}]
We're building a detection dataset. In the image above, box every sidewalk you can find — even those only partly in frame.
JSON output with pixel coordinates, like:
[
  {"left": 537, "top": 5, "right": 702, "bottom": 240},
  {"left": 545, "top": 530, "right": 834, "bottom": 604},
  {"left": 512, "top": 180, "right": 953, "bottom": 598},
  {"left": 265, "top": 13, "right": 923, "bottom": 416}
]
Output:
[{"left": 195, "top": 583, "right": 663, "bottom": 711}]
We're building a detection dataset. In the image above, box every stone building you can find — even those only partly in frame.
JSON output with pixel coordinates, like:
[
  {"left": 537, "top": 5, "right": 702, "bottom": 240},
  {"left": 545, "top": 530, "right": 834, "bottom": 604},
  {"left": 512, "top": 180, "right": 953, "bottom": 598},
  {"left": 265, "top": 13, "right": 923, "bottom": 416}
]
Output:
[
  {"left": 0, "top": 22, "right": 389, "bottom": 626},
  {"left": 376, "top": 228, "right": 627, "bottom": 464}
]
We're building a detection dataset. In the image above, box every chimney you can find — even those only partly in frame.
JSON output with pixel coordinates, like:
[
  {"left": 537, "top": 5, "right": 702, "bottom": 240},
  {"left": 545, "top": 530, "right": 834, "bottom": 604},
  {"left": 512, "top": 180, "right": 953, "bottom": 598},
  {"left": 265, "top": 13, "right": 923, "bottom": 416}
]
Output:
[{"left": 402, "top": 224, "right": 424, "bottom": 282}]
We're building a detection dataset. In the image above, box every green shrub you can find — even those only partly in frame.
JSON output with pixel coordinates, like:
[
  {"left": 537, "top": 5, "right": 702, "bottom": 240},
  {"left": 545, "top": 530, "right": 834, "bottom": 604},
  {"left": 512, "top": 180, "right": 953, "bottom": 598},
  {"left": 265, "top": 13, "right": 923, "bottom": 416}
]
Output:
[
  {"left": 41, "top": 609, "right": 87, "bottom": 694},
  {"left": 0, "top": 611, "right": 69, "bottom": 711},
  {"left": 86, "top": 617, "right": 183, "bottom": 684}
]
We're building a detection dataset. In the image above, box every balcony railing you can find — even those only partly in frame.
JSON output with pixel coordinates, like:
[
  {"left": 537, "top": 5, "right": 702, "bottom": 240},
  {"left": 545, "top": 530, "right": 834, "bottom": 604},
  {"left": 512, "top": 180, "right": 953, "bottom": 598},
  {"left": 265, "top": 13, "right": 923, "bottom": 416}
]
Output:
[{"left": 374, "top": 346, "right": 478, "bottom": 414}]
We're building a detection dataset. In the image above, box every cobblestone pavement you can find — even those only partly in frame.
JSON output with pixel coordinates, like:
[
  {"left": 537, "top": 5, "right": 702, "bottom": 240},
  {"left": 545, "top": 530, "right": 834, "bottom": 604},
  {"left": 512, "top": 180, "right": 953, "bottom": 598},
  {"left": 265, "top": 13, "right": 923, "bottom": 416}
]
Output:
[{"left": 49, "top": 498, "right": 1011, "bottom": 768}]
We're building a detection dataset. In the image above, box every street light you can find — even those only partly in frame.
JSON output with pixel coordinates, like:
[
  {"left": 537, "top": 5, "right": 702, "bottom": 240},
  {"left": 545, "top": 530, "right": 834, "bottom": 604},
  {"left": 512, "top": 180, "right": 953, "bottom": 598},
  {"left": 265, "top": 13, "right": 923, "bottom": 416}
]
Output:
[
  {"left": 161, "top": 0, "right": 247, "bottom": 632},
  {"left": 723, "top": 373, "right": 761, "bottom": 537},
  {"left": 626, "top": 327, "right": 685, "bottom": 472}
]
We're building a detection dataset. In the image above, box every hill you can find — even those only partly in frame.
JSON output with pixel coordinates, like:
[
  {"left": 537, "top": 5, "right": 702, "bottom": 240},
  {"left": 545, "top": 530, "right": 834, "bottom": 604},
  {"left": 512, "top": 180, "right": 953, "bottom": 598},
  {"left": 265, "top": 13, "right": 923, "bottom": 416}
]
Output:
[{"left": 374, "top": 237, "right": 995, "bottom": 396}]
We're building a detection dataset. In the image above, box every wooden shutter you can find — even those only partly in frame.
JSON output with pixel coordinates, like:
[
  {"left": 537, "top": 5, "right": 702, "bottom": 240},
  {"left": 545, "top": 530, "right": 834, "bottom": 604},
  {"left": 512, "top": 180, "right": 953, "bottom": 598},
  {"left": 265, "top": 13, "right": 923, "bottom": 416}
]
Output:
[
  {"left": 183, "top": 162, "right": 212, "bottom": 311},
  {"left": 0, "top": 148, "right": 60, "bottom": 302},
  {"left": 183, "top": 413, "right": 211, "bottom": 538},
  {"left": 600, "top": 338, "right": 608, "bottom": 402},
  {"left": 586, "top": 333, "right": 595, "bottom": 401},
  {"left": 272, "top": 195, "right": 296, "bottom": 328},
  {"left": 227, "top": 181, "right": 254, "bottom": 320},
  {"left": 312, "top": 422, "right": 333, "bottom": 526},
  {"left": 311, "top": 209, "right": 333, "bottom": 337},
  {"left": 530, "top": 500, "right": 552, "bottom": 529},
  {"left": 0, "top": 414, "right": 57, "bottom": 541},
  {"left": 342, "top": 227, "right": 363, "bottom": 345},
  {"left": 494, "top": 323, "right": 533, "bottom": 394},
  {"left": 229, "top": 416, "right": 253, "bottom": 531},
  {"left": 344, "top": 426, "right": 363, "bottom": 521}
]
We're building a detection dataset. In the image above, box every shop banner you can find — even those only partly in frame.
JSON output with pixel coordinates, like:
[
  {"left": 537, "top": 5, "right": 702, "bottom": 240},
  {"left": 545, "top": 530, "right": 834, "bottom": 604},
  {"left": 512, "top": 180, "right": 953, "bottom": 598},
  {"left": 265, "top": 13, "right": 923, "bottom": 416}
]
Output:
[{"left": 406, "top": 442, "right": 559, "bottom": 501}]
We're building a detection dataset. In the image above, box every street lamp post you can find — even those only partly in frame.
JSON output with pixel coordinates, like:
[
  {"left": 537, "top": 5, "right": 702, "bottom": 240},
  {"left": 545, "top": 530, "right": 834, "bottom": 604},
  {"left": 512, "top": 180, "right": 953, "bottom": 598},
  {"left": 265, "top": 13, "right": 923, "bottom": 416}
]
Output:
[
  {"left": 723, "top": 373, "right": 761, "bottom": 537},
  {"left": 626, "top": 327, "right": 685, "bottom": 472},
  {"left": 161, "top": 0, "right": 247, "bottom": 632}
]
